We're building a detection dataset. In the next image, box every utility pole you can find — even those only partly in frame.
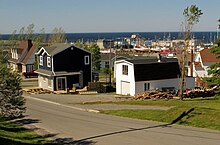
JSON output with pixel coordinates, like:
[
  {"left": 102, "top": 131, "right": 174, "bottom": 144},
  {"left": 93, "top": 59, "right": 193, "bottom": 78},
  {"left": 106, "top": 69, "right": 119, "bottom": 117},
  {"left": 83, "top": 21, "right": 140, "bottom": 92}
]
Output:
[{"left": 108, "top": 39, "right": 112, "bottom": 86}]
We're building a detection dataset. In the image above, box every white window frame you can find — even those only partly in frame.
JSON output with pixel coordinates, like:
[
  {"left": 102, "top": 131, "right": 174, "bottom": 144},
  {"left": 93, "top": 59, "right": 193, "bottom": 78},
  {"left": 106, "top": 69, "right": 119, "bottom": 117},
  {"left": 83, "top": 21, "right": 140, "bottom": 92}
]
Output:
[
  {"left": 84, "top": 55, "right": 90, "bottom": 65},
  {"left": 47, "top": 57, "right": 51, "bottom": 67},
  {"left": 122, "top": 65, "right": 128, "bottom": 75},
  {"left": 39, "top": 56, "right": 43, "bottom": 66}
]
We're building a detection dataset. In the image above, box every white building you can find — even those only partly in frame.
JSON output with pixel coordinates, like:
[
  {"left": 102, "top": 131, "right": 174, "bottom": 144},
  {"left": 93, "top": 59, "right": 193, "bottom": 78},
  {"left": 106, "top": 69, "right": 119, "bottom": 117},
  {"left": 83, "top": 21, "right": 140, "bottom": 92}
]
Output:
[{"left": 115, "top": 58, "right": 195, "bottom": 96}]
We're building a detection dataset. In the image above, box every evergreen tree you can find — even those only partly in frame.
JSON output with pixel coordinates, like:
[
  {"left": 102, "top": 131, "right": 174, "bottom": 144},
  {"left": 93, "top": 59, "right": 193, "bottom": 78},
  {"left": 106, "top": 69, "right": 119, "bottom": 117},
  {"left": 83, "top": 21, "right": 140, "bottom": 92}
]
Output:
[
  {"left": 206, "top": 36, "right": 220, "bottom": 88},
  {"left": 0, "top": 62, "right": 25, "bottom": 119}
]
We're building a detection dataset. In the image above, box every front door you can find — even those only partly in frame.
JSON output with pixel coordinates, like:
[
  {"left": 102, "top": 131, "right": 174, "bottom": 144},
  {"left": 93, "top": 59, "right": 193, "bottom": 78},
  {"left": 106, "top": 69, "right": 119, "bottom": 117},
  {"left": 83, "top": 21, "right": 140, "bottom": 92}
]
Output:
[{"left": 57, "top": 77, "right": 66, "bottom": 91}]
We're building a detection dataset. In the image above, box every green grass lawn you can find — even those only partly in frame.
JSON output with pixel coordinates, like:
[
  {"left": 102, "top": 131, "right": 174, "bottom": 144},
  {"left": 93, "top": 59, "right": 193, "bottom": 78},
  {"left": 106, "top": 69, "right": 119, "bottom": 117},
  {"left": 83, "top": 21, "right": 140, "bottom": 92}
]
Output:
[
  {"left": 0, "top": 118, "right": 54, "bottom": 145},
  {"left": 100, "top": 95, "right": 220, "bottom": 130}
]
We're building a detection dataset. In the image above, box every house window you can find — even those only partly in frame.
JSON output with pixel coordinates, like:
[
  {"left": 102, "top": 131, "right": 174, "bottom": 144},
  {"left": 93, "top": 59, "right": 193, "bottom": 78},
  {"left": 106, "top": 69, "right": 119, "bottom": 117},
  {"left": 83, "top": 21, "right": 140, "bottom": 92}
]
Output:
[
  {"left": 47, "top": 57, "right": 51, "bottom": 67},
  {"left": 144, "top": 83, "right": 150, "bottom": 91},
  {"left": 26, "top": 65, "right": 33, "bottom": 72},
  {"left": 84, "top": 55, "right": 90, "bottom": 65},
  {"left": 122, "top": 65, "right": 128, "bottom": 75},
  {"left": 105, "top": 61, "right": 109, "bottom": 68},
  {"left": 39, "top": 56, "right": 43, "bottom": 66}
]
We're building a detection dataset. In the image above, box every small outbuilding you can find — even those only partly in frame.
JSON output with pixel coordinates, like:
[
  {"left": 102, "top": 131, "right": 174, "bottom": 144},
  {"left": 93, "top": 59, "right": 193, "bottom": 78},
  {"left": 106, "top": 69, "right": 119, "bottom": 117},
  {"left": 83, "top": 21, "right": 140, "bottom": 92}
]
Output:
[{"left": 115, "top": 58, "right": 195, "bottom": 96}]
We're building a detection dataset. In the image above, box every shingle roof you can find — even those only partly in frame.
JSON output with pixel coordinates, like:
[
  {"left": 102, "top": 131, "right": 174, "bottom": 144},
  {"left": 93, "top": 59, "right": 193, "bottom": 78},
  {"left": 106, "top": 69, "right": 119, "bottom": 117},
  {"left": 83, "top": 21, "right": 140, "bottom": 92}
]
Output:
[
  {"left": 119, "top": 58, "right": 180, "bottom": 81},
  {"left": 133, "top": 59, "right": 181, "bottom": 81},
  {"left": 35, "top": 69, "right": 81, "bottom": 77},
  {"left": 44, "top": 43, "right": 90, "bottom": 56},
  {"left": 200, "top": 48, "right": 220, "bottom": 63},
  {"left": 9, "top": 40, "right": 35, "bottom": 65},
  {"left": 127, "top": 58, "right": 178, "bottom": 64}
]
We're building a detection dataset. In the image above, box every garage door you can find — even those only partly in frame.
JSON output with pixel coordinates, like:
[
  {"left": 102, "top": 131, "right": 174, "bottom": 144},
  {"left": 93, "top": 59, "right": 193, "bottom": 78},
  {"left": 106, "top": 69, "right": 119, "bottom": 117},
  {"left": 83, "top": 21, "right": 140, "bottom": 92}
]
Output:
[{"left": 121, "top": 81, "right": 130, "bottom": 95}]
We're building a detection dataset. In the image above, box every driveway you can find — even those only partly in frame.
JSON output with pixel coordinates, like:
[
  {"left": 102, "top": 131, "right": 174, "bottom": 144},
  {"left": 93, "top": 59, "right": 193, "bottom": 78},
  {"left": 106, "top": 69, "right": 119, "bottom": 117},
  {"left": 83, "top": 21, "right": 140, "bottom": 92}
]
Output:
[{"left": 24, "top": 94, "right": 171, "bottom": 112}]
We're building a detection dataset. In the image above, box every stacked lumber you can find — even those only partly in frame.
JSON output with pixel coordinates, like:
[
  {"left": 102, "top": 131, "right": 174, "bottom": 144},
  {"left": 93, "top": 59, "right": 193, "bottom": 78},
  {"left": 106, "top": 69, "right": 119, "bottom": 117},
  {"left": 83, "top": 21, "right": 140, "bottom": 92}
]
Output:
[
  {"left": 23, "top": 88, "right": 55, "bottom": 94},
  {"left": 134, "top": 91, "right": 175, "bottom": 100},
  {"left": 185, "top": 89, "right": 214, "bottom": 98}
]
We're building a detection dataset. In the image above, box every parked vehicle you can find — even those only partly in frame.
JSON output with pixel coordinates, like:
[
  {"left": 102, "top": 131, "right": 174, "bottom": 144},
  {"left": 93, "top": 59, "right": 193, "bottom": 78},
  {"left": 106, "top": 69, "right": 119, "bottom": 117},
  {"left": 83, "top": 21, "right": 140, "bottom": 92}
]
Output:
[{"left": 23, "top": 71, "right": 38, "bottom": 78}]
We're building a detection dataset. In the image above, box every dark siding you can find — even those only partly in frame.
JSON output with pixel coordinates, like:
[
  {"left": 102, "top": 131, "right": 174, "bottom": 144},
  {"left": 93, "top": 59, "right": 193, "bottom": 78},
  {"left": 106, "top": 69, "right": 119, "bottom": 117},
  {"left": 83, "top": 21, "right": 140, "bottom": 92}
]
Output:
[
  {"left": 134, "top": 62, "right": 181, "bottom": 81},
  {"left": 67, "top": 75, "right": 79, "bottom": 89},
  {"left": 38, "top": 53, "right": 52, "bottom": 71},
  {"left": 54, "top": 75, "right": 80, "bottom": 91},
  {"left": 54, "top": 77, "right": 57, "bottom": 91},
  {"left": 53, "top": 46, "right": 91, "bottom": 87}
]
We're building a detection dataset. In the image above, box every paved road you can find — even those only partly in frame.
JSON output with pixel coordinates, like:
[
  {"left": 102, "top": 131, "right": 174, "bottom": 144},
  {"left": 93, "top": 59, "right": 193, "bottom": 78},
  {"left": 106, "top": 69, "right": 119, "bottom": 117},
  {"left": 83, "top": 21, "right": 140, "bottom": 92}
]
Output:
[{"left": 24, "top": 96, "right": 220, "bottom": 145}]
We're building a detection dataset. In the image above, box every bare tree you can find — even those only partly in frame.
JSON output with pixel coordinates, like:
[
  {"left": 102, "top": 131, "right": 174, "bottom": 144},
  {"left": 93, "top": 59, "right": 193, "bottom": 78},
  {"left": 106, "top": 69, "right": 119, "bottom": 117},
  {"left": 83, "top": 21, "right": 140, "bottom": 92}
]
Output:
[
  {"left": 25, "top": 23, "right": 35, "bottom": 40},
  {"left": 179, "top": 5, "right": 203, "bottom": 100},
  {"left": 48, "top": 27, "right": 66, "bottom": 44}
]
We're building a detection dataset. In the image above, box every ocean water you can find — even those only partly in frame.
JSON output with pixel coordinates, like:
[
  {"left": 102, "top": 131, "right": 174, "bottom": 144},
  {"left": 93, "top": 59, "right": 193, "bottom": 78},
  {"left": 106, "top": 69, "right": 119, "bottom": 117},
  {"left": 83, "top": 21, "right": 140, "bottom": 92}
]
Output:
[
  {"left": 65, "top": 32, "right": 218, "bottom": 43},
  {"left": 1, "top": 31, "right": 218, "bottom": 43}
]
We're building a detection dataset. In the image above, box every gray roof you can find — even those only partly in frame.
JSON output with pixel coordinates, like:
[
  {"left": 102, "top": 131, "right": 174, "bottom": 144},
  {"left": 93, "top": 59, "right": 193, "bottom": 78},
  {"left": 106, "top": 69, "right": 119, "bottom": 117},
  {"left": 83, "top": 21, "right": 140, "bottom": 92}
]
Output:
[
  {"left": 126, "top": 58, "right": 178, "bottom": 64},
  {"left": 35, "top": 69, "right": 53, "bottom": 76},
  {"left": 44, "top": 43, "right": 90, "bottom": 56},
  {"left": 101, "top": 53, "right": 157, "bottom": 61},
  {"left": 35, "top": 69, "right": 81, "bottom": 77}
]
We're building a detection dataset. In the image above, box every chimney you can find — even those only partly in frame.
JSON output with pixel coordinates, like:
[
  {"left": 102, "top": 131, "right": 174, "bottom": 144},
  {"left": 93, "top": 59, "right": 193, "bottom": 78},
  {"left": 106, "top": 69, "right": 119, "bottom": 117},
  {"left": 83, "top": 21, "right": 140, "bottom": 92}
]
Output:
[
  {"left": 27, "top": 39, "right": 33, "bottom": 51},
  {"left": 157, "top": 54, "right": 161, "bottom": 62}
]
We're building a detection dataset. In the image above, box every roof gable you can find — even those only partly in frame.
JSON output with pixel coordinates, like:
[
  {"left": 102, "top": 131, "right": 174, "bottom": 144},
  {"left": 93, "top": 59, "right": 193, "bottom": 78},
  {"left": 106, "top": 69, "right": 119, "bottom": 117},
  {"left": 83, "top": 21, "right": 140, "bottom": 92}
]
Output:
[
  {"left": 22, "top": 45, "right": 36, "bottom": 64},
  {"left": 37, "top": 43, "right": 91, "bottom": 56}
]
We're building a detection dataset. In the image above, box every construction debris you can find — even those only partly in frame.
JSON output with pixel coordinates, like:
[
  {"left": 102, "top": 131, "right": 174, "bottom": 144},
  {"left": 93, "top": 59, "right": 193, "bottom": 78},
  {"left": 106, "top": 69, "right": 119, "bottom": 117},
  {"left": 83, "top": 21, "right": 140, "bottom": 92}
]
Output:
[
  {"left": 185, "top": 89, "right": 214, "bottom": 98},
  {"left": 23, "top": 88, "right": 55, "bottom": 94},
  {"left": 185, "top": 85, "right": 219, "bottom": 98},
  {"left": 134, "top": 91, "right": 175, "bottom": 100}
]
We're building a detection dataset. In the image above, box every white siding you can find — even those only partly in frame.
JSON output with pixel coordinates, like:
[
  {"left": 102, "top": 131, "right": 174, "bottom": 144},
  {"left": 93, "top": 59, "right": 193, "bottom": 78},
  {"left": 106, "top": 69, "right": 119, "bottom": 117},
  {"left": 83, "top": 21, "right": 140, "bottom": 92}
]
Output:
[
  {"left": 116, "top": 60, "right": 135, "bottom": 96},
  {"left": 22, "top": 65, "right": 26, "bottom": 73},
  {"left": 38, "top": 75, "right": 54, "bottom": 91},
  {"left": 116, "top": 60, "right": 195, "bottom": 96},
  {"left": 121, "top": 81, "right": 130, "bottom": 95},
  {"left": 135, "top": 77, "right": 195, "bottom": 95}
]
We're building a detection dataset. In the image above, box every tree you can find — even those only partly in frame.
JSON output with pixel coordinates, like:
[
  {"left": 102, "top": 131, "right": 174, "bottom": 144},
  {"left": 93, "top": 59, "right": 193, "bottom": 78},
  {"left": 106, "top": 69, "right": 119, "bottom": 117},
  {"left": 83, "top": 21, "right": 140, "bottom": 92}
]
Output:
[
  {"left": 179, "top": 5, "right": 203, "bottom": 99},
  {"left": 8, "top": 30, "right": 18, "bottom": 48},
  {"left": 48, "top": 27, "right": 66, "bottom": 44},
  {"left": 18, "top": 27, "right": 25, "bottom": 41},
  {"left": 206, "top": 34, "right": 220, "bottom": 88},
  {"left": 0, "top": 62, "right": 25, "bottom": 119},
  {"left": 85, "top": 44, "right": 101, "bottom": 72},
  {"left": 25, "top": 23, "right": 35, "bottom": 40}
]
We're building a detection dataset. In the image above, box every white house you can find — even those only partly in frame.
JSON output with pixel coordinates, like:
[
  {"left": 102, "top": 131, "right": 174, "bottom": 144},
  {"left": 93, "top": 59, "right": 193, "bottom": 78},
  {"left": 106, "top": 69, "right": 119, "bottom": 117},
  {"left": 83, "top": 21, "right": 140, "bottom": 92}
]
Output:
[
  {"left": 115, "top": 58, "right": 195, "bottom": 96},
  {"left": 190, "top": 48, "right": 220, "bottom": 78},
  {"left": 189, "top": 48, "right": 220, "bottom": 87}
]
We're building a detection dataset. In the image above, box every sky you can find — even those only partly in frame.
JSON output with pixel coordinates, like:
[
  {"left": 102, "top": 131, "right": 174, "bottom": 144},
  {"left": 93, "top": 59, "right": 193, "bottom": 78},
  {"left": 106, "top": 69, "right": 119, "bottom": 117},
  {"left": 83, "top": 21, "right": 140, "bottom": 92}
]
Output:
[{"left": 0, "top": 0, "right": 219, "bottom": 34}]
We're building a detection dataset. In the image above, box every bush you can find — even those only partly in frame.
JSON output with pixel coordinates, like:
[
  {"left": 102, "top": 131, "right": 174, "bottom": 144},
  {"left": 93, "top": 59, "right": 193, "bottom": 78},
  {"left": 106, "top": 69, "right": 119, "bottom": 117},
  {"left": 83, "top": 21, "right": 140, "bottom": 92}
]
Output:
[{"left": 0, "top": 64, "right": 26, "bottom": 119}]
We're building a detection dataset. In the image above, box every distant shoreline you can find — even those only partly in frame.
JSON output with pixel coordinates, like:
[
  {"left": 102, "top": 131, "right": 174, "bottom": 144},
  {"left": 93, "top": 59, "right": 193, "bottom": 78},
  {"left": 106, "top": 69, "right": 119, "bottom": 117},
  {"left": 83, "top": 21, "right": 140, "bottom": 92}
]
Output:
[{"left": 1, "top": 31, "right": 218, "bottom": 43}]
